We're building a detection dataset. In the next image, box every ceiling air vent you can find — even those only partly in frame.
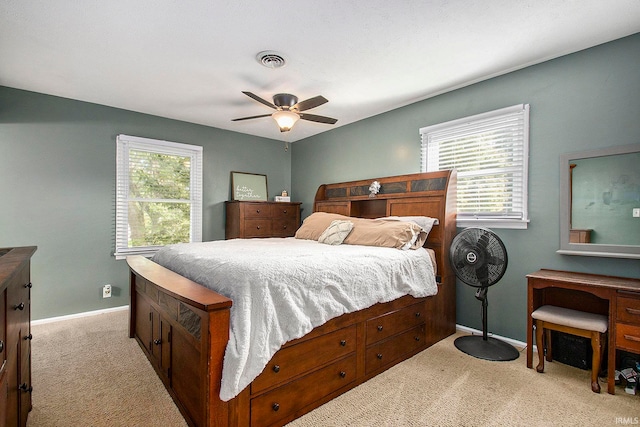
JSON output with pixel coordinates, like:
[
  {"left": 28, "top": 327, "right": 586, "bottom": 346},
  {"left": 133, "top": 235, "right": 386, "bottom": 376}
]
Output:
[{"left": 256, "top": 51, "right": 287, "bottom": 69}]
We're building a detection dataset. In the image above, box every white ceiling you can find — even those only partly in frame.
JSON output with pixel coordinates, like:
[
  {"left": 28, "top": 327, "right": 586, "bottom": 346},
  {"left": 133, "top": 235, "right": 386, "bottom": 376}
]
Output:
[{"left": 2, "top": 1, "right": 639, "bottom": 143}]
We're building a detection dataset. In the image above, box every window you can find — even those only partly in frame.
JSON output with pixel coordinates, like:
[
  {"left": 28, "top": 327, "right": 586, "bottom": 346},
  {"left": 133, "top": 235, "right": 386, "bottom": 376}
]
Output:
[
  {"left": 420, "top": 104, "right": 530, "bottom": 229},
  {"left": 115, "top": 134, "right": 203, "bottom": 259}
]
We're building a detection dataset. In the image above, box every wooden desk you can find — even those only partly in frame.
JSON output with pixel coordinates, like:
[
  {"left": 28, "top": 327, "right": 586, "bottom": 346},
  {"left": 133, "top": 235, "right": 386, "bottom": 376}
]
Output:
[{"left": 526, "top": 269, "right": 640, "bottom": 394}]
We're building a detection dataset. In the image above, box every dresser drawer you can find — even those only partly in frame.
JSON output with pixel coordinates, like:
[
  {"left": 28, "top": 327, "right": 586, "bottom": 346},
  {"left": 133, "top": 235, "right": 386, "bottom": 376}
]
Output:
[
  {"left": 617, "top": 295, "right": 640, "bottom": 325},
  {"left": 243, "top": 220, "right": 272, "bottom": 237},
  {"left": 366, "top": 302, "right": 425, "bottom": 345},
  {"left": 365, "top": 325, "right": 425, "bottom": 374},
  {"left": 271, "top": 204, "right": 298, "bottom": 219},
  {"left": 250, "top": 354, "right": 356, "bottom": 426},
  {"left": 242, "top": 203, "right": 272, "bottom": 219},
  {"left": 271, "top": 219, "right": 298, "bottom": 237},
  {"left": 616, "top": 323, "right": 640, "bottom": 353},
  {"left": 252, "top": 325, "right": 356, "bottom": 394},
  {"left": 6, "top": 267, "right": 30, "bottom": 330}
]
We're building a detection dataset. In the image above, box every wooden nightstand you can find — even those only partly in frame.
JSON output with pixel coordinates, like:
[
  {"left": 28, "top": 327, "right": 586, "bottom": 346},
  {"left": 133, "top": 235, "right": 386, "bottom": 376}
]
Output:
[{"left": 225, "top": 201, "right": 301, "bottom": 239}]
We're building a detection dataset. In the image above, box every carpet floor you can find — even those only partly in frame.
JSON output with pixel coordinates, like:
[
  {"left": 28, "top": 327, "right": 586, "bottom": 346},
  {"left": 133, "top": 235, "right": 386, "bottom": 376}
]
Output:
[{"left": 26, "top": 309, "right": 639, "bottom": 426}]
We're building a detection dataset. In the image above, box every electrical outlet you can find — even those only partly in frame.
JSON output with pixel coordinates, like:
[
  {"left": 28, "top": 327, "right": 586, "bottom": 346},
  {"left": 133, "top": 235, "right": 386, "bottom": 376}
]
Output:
[
  {"left": 103, "top": 284, "right": 112, "bottom": 298},
  {"left": 633, "top": 208, "right": 640, "bottom": 218}
]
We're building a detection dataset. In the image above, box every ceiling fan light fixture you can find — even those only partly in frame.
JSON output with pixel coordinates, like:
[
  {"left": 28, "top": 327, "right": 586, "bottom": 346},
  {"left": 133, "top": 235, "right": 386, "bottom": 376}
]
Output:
[{"left": 272, "top": 110, "right": 299, "bottom": 132}]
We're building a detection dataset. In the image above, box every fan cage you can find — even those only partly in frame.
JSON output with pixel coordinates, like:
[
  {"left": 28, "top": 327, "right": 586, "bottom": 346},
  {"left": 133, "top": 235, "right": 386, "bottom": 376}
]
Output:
[{"left": 450, "top": 227, "right": 508, "bottom": 288}]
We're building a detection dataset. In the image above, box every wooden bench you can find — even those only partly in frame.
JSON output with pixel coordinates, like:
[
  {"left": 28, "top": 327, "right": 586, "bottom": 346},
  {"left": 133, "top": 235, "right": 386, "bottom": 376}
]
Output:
[{"left": 531, "top": 305, "right": 608, "bottom": 393}]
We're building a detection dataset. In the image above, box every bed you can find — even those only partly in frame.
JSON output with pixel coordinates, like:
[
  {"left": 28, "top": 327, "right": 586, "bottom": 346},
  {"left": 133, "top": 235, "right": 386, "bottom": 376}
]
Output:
[{"left": 127, "top": 170, "right": 457, "bottom": 427}]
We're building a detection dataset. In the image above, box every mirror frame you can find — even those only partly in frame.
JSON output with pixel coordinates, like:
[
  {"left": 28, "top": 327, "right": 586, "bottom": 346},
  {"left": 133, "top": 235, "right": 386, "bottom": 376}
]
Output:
[{"left": 558, "top": 143, "right": 640, "bottom": 259}]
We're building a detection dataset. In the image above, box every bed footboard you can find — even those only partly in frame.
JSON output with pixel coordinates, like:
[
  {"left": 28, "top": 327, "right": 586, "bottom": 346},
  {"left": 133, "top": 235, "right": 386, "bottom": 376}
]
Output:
[{"left": 128, "top": 255, "right": 232, "bottom": 427}]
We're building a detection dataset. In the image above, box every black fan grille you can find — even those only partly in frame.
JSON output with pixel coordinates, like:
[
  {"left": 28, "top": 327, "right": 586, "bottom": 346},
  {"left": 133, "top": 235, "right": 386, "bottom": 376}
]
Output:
[{"left": 450, "top": 227, "right": 507, "bottom": 288}]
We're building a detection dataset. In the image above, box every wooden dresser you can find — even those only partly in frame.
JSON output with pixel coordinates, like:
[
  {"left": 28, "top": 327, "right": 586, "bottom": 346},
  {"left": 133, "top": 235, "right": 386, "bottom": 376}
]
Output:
[
  {"left": 0, "top": 246, "right": 36, "bottom": 427},
  {"left": 526, "top": 269, "right": 640, "bottom": 394},
  {"left": 225, "top": 201, "right": 301, "bottom": 239}
]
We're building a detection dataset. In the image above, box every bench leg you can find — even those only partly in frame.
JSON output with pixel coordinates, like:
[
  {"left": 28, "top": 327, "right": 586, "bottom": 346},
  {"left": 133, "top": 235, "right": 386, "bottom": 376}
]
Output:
[
  {"left": 535, "top": 320, "right": 545, "bottom": 373},
  {"left": 545, "top": 328, "right": 553, "bottom": 362},
  {"left": 591, "top": 332, "right": 601, "bottom": 393}
]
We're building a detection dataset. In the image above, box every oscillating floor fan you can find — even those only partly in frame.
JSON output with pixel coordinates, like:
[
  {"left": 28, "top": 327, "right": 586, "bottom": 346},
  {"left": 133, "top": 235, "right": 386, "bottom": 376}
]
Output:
[{"left": 450, "top": 227, "right": 519, "bottom": 361}]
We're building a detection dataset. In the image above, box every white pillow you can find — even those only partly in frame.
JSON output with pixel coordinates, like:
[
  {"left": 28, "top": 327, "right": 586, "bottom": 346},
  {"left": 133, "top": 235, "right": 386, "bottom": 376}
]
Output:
[{"left": 318, "top": 220, "right": 354, "bottom": 245}]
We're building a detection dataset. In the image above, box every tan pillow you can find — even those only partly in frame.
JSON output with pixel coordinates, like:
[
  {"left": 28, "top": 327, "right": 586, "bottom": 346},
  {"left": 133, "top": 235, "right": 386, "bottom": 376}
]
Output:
[
  {"left": 296, "top": 212, "right": 427, "bottom": 249},
  {"left": 295, "top": 212, "right": 352, "bottom": 241},
  {"left": 379, "top": 216, "right": 438, "bottom": 235},
  {"left": 344, "top": 218, "right": 427, "bottom": 250},
  {"left": 318, "top": 220, "right": 354, "bottom": 245}
]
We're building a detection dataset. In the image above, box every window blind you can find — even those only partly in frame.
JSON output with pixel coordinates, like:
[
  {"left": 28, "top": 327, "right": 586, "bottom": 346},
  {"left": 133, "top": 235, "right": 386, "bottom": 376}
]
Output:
[
  {"left": 420, "top": 104, "right": 529, "bottom": 228},
  {"left": 115, "top": 134, "right": 203, "bottom": 259}
]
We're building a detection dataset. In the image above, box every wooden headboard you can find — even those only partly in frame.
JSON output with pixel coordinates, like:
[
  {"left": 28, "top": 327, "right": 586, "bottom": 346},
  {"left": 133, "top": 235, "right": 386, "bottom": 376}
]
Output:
[{"left": 313, "top": 170, "right": 457, "bottom": 285}]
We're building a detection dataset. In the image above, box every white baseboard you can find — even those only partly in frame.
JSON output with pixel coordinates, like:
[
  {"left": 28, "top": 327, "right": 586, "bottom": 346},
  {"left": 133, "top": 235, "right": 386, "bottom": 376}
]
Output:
[
  {"left": 456, "top": 324, "right": 535, "bottom": 353},
  {"left": 32, "top": 305, "right": 129, "bottom": 326}
]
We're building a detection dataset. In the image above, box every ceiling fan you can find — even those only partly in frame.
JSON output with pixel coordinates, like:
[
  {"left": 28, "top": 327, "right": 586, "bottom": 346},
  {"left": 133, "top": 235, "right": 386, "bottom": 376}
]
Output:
[{"left": 232, "top": 92, "right": 338, "bottom": 132}]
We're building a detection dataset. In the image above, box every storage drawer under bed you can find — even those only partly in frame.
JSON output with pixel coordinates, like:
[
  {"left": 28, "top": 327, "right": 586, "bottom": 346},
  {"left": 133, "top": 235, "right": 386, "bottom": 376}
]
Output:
[
  {"left": 252, "top": 325, "right": 356, "bottom": 394},
  {"left": 250, "top": 354, "right": 357, "bottom": 426}
]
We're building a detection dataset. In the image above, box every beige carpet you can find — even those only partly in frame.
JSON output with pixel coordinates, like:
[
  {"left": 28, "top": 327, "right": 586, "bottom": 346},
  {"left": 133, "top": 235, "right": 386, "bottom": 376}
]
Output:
[
  {"left": 27, "top": 310, "right": 638, "bottom": 426},
  {"left": 28, "top": 309, "right": 187, "bottom": 427}
]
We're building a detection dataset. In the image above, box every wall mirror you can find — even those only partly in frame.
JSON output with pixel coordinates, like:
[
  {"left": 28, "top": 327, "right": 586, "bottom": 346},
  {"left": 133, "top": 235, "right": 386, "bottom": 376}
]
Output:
[{"left": 558, "top": 143, "right": 640, "bottom": 259}]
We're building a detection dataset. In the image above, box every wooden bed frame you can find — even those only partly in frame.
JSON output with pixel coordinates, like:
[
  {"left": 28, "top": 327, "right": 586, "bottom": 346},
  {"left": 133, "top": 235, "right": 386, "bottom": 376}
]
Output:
[{"left": 128, "top": 170, "right": 457, "bottom": 427}]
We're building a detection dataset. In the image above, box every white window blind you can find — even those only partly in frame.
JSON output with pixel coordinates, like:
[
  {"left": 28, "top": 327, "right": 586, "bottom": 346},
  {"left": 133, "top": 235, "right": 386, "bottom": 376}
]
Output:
[
  {"left": 420, "top": 104, "right": 530, "bottom": 229},
  {"left": 115, "top": 134, "right": 203, "bottom": 259}
]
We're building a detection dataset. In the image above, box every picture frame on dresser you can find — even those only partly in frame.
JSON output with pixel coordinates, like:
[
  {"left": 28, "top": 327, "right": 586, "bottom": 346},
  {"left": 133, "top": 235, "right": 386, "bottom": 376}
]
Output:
[{"left": 231, "top": 171, "right": 268, "bottom": 201}]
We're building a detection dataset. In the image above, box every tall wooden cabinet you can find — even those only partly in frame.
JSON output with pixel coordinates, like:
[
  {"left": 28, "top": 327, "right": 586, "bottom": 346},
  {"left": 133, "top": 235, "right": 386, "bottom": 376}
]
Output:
[
  {"left": 225, "top": 201, "right": 301, "bottom": 239},
  {"left": 0, "top": 246, "right": 36, "bottom": 427}
]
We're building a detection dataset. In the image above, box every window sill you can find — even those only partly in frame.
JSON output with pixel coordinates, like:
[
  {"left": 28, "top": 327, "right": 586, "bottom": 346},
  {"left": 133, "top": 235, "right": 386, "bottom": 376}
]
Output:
[
  {"left": 456, "top": 218, "right": 529, "bottom": 230},
  {"left": 114, "top": 248, "right": 160, "bottom": 260}
]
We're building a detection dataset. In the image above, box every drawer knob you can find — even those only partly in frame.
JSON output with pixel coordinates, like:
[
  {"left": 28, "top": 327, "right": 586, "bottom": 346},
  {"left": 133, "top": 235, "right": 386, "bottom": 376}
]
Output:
[
  {"left": 272, "top": 403, "right": 280, "bottom": 412},
  {"left": 377, "top": 325, "right": 383, "bottom": 332},
  {"left": 19, "top": 383, "right": 32, "bottom": 393},
  {"left": 272, "top": 364, "right": 280, "bottom": 373},
  {"left": 25, "top": 282, "right": 33, "bottom": 289},
  {"left": 24, "top": 334, "right": 33, "bottom": 341},
  {"left": 377, "top": 353, "right": 383, "bottom": 360},
  {"left": 340, "top": 339, "right": 347, "bottom": 346},
  {"left": 283, "top": 225, "right": 287, "bottom": 229},
  {"left": 283, "top": 209, "right": 288, "bottom": 214},
  {"left": 415, "top": 312, "right": 421, "bottom": 318},
  {"left": 339, "top": 371, "right": 346, "bottom": 378},
  {"left": 14, "top": 302, "right": 25, "bottom": 311},
  {"left": 256, "top": 209, "right": 260, "bottom": 214},
  {"left": 0, "top": 340, "right": 3, "bottom": 353},
  {"left": 153, "top": 339, "right": 161, "bottom": 345},
  {"left": 414, "top": 336, "right": 420, "bottom": 341},
  {"left": 256, "top": 226, "right": 261, "bottom": 229}
]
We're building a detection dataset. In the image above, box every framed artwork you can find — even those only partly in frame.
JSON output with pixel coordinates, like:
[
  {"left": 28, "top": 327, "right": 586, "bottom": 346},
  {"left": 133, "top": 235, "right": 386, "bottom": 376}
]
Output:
[{"left": 231, "top": 171, "right": 268, "bottom": 201}]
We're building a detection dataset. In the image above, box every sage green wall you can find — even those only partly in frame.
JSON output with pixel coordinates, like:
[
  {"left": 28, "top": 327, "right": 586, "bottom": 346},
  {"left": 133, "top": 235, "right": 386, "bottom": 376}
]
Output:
[
  {"left": 0, "top": 87, "right": 290, "bottom": 320},
  {"left": 291, "top": 33, "right": 640, "bottom": 342}
]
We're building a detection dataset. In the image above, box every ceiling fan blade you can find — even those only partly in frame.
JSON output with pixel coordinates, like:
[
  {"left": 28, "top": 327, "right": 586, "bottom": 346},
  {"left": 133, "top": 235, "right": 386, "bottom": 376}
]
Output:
[
  {"left": 299, "top": 113, "right": 338, "bottom": 125},
  {"left": 231, "top": 114, "right": 272, "bottom": 122},
  {"left": 293, "top": 96, "right": 328, "bottom": 112},
  {"left": 242, "top": 91, "right": 277, "bottom": 109}
]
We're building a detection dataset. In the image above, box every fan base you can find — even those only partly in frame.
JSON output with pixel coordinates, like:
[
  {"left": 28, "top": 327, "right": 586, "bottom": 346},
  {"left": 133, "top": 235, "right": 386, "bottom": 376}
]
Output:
[{"left": 454, "top": 335, "right": 519, "bottom": 361}]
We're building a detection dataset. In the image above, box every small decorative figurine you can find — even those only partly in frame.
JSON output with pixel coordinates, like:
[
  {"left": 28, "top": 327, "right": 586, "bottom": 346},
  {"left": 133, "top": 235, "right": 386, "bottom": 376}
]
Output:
[{"left": 369, "top": 181, "right": 380, "bottom": 198}]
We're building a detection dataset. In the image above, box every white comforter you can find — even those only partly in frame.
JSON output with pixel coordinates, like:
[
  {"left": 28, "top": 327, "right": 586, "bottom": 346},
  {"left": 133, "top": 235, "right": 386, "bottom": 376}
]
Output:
[{"left": 152, "top": 238, "right": 438, "bottom": 401}]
